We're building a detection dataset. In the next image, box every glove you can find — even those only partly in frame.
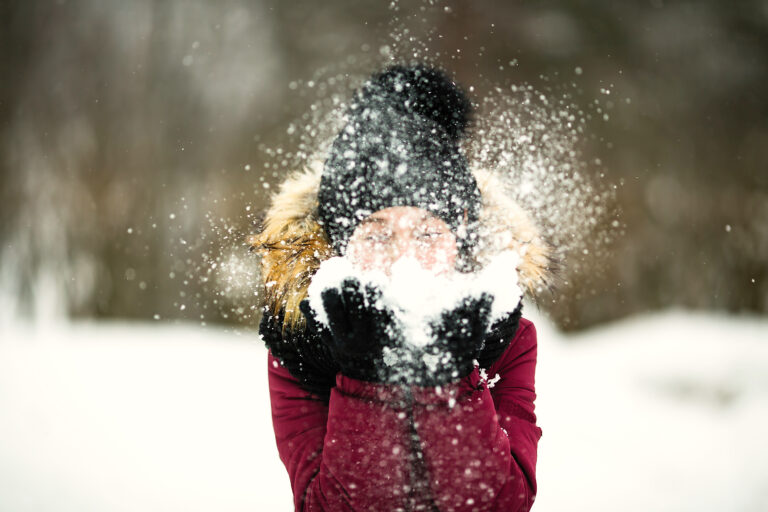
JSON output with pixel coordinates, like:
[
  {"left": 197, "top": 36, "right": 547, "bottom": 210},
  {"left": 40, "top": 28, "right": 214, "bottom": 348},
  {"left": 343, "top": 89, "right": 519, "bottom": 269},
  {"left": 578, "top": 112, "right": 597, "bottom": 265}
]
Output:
[
  {"left": 299, "top": 278, "right": 403, "bottom": 382},
  {"left": 477, "top": 300, "right": 523, "bottom": 370},
  {"left": 417, "top": 292, "right": 494, "bottom": 386}
]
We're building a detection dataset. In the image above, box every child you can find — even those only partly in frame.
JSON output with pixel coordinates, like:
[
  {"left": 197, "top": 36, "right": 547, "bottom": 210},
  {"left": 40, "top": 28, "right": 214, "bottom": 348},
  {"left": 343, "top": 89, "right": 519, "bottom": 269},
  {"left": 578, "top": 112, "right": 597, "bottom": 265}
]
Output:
[{"left": 254, "top": 64, "right": 548, "bottom": 511}]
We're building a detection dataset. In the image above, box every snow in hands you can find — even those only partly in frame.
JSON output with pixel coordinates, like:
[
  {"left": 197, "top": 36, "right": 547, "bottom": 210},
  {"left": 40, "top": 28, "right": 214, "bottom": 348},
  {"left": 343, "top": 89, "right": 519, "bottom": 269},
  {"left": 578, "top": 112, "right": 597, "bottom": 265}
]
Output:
[{"left": 306, "top": 250, "right": 524, "bottom": 382}]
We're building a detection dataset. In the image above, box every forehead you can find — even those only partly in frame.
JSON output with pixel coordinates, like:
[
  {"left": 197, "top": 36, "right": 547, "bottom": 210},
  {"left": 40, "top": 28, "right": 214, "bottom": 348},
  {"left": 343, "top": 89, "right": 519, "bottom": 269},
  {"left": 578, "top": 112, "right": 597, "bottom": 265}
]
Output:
[{"left": 360, "top": 206, "right": 448, "bottom": 229}]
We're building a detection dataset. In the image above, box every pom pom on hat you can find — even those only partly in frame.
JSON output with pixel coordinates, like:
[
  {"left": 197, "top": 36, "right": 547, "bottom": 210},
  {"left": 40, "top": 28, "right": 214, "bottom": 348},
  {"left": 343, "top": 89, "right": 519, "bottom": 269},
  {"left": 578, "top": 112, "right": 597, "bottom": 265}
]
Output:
[{"left": 355, "top": 64, "right": 472, "bottom": 142}]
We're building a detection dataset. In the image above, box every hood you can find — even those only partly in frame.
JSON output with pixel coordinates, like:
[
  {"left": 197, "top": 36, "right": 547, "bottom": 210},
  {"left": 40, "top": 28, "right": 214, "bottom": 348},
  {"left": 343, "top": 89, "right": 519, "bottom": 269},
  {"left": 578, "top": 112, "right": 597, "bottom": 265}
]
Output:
[{"left": 250, "top": 161, "right": 551, "bottom": 330}]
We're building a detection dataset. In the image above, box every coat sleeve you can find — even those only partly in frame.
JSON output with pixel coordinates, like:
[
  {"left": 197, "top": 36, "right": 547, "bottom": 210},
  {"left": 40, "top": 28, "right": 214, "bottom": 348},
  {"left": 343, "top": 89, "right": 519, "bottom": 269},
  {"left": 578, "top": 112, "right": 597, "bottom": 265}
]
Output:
[
  {"left": 411, "top": 318, "right": 542, "bottom": 511},
  {"left": 268, "top": 351, "right": 414, "bottom": 511},
  {"left": 267, "top": 318, "right": 542, "bottom": 512}
]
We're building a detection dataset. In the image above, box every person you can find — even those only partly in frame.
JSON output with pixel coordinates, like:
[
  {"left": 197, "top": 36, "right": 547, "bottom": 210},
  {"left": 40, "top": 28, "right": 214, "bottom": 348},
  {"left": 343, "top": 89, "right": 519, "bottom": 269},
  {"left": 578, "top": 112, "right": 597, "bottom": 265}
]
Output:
[{"left": 252, "top": 64, "right": 549, "bottom": 511}]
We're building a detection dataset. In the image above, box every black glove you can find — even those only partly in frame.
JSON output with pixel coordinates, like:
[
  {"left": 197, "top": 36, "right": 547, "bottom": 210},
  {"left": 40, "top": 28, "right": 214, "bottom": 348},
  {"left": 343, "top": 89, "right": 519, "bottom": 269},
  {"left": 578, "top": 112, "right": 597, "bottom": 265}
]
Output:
[
  {"left": 299, "top": 278, "right": 402, "bottom": 382},
  {"left": 416, "top": 293, "right": 495, "bottom": 386},
  {"left": 477, "top": 300, "right": 523, "bottom": 370}
]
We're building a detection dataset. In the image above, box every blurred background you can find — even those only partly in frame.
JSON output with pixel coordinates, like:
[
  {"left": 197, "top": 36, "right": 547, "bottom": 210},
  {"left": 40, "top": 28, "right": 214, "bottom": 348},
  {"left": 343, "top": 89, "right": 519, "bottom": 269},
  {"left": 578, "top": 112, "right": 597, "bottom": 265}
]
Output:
[
  {"left": 2, "top": 0, "right": 767, "bottom": 332},
  {"left": 2, "top": 2, "right": 768, "bottom": 511}
]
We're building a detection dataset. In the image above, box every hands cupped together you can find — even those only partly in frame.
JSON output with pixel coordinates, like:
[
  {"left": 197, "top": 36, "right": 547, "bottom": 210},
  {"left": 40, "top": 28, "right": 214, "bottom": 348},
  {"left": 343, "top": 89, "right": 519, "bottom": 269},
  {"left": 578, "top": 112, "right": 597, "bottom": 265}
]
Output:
[{"left": 300, "top": 277, "right": 505, "bottom": 387}]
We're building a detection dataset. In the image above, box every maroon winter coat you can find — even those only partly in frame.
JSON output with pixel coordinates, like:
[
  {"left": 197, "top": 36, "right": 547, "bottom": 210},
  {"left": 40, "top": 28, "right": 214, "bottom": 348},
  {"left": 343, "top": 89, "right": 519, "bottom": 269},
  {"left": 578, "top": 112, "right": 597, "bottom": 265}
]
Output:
[{"left": 267, "top": 317, "right": 542, "bottom": 511}]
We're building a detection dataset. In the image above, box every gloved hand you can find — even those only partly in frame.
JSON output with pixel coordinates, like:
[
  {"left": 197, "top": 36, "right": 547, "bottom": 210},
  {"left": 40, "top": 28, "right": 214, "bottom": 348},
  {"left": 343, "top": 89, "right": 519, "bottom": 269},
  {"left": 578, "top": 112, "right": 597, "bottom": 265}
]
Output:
[
  {"left": 299, "top": 278, "right": 403, "bottom": 382},
  {"left": 416, "top": 292, "right": 495, "bottom": 386},
  {"left": 477, "top": 299, "right": 523, "bottom": 370}
]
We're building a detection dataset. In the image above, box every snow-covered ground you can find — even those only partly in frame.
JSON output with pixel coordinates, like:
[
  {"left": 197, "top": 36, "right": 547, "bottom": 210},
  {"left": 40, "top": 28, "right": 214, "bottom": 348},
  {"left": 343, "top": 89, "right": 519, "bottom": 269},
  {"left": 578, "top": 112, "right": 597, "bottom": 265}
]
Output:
[{"left": 1, "top": 309, "right": 766, "bottom": 511}]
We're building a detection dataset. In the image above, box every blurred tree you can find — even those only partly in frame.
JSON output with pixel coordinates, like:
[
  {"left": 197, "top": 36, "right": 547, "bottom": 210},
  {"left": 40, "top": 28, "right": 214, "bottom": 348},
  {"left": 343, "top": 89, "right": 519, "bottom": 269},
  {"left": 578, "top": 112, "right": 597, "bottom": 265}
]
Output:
[{"left": 1, "top": 0, "right": 766, "bottom": 331}]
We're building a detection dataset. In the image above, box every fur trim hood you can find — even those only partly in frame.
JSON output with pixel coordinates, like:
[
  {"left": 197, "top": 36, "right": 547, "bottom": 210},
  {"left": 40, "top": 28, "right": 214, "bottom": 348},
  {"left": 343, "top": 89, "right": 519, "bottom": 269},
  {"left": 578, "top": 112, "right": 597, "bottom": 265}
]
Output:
[{"left": 251, "top": 161, "right": 551, "bottom": 330}]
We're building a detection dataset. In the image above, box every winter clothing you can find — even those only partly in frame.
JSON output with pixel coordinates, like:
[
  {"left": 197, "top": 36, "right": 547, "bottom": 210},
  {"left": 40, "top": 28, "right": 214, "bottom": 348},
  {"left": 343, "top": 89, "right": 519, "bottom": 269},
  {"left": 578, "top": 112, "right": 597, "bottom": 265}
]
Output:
[
  {"left": 318, "top": 65, "right": 482, "bottom": 257},
  {"left": 253, "top": 64, "right": 551, "bottom": 511},
  {"left": 422, "top": 292, "right": 494, "bottom": 386},
  {"left": 298, "top": 282, "right": 497, "bottom": 388},
  {"left": 261, "top": 300, "right": 525, "bottom": 401},
  {"left": 298, "top": 280, "right": 402, "bottom": 383},
  {"left": 268, "top": 317, "right": 542, "bottom": 511},
  {"left": 253, "top": 162, "right": 549, "bottom": 333},
  {"left": 477, "top": 301, "right": 523, "bottom": 370}
]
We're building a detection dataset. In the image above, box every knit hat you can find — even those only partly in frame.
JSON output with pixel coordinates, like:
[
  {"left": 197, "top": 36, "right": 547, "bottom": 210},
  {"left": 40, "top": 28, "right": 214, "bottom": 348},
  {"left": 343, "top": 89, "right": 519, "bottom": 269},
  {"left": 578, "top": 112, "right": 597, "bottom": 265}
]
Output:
[{"left": 317, "top": 64, "right": 481, "bottom": 259}]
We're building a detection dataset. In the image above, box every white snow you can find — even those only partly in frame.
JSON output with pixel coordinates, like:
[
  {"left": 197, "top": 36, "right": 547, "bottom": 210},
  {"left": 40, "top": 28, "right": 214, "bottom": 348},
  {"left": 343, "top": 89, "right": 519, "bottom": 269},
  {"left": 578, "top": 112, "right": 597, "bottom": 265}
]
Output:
[
  {"left": 530, "top": 308, "right": 768, "bottom": 512},
  {"left": 307, "top": 251, "right": 524, "bottom": 348},
  {"left": 1, "top": 309, "right": 767, "bottom": 511},
  {"left": 0, "top": 322, "right": 290, "bottom": 511}
]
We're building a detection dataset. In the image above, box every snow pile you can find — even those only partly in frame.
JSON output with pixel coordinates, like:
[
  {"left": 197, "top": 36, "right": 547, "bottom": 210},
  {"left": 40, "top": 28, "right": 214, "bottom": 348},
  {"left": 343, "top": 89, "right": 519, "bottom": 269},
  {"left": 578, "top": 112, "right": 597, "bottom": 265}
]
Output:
[{"left": 306, "top": 251, "right": 524, "bottom": 347}]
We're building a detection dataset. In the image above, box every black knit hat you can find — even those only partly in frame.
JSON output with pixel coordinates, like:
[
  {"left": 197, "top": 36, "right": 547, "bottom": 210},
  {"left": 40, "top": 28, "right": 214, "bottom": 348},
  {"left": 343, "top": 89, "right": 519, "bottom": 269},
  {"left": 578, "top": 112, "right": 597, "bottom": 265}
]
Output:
[{"left": 317, "top": 64, "right": 481, "bottom": 258}]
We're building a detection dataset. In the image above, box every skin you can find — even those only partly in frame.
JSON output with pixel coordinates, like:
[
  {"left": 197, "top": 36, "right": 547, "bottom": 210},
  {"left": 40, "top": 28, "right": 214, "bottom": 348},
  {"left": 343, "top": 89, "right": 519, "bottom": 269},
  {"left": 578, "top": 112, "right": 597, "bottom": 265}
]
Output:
[{"left": 346, "top": 206, "right": 458, "bottom": 276}]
